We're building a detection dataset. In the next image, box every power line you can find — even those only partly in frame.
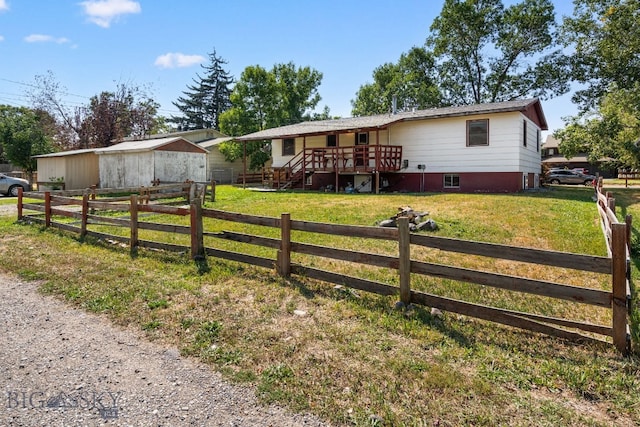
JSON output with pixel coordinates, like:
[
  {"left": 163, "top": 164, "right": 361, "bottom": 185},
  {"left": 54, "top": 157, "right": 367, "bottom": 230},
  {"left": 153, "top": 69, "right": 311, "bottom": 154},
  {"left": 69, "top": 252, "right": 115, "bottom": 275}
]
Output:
[{"left": 0, "top": 77, "right": 91, "bottom": 100}]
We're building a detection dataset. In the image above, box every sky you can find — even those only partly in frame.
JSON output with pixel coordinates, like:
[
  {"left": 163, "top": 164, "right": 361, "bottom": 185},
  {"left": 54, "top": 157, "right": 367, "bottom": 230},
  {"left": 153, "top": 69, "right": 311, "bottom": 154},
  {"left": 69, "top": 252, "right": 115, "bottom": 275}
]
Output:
[{"left": 0, "top": 0, "right": 577, "bottom": 138}]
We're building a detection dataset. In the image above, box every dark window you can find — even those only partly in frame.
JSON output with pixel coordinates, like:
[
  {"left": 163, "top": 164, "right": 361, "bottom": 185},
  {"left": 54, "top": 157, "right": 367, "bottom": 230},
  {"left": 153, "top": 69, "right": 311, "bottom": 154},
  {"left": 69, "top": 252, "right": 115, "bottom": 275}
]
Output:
[
  {"left": 523, "top": 120, "right": 527, "bottom": 147},
  {"left": 467, "top": 119, "right": 489, "bottom": 146},
  {"left": 356, "top": 132, "right": 368, "bottom": 145},
  {"left": 282, "top": 138, "right": 295, "bottom": 156},
  {"left": 327, "top": 134, "right": 337, "bottom": 147},
  {"left": 444, "top": 174, "right": 460, "bottom": 188},
  {"left": 536, "top": 130, "right": 540, "bottom": 152}
]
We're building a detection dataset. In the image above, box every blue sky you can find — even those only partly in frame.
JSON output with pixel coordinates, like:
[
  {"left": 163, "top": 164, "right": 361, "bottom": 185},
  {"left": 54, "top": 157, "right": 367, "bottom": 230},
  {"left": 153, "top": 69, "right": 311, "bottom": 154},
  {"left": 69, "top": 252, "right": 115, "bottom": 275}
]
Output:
[{"left": 0, "top": 0, "right": 576, "bottom": 137}]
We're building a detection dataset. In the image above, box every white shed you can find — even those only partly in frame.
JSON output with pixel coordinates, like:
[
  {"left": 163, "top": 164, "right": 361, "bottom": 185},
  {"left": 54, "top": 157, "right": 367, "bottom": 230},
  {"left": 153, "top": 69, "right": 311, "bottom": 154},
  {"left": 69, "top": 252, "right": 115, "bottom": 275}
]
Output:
[{"left": 95, "top": 137, "right": 207, "bottom": 189}]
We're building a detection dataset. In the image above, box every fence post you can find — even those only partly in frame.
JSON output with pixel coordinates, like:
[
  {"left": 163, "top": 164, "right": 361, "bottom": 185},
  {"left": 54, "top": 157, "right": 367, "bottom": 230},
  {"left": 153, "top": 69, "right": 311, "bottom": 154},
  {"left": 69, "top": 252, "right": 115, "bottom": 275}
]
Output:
[
  {"left": 188, "top": 182, "right": 196, "bottom": 204},
  {"left": 17, "top": 187, "right": 23, "bottom": 220},
  {"left": 44, "top": 191, "right": 51, "bottom": 227},
  {"left": 190, "top": 201, "right": 204, "bottom": 259},
  {"left": 277, "top": 213, "right": 291, "bottom": 277},
  {"left": 80, "top": 193, "right": 89, "bottom": 238},
  {"left": 625, "top": 215, "right": 633, "bottom": 254},
  {"left": 130, "top": 195, "right": 139, "bottom": 254},
  {"left": 398, "top": 216, "right": 411, "bottom": 305},
  {"left": 611, "top": 223, "right": 629, "bottom": 354},
  {"left": 210, "top": 179, "right": 216, "bottom": 203},
  {"left": 608, "top": 196, "right": 616, "bottom": 214}
]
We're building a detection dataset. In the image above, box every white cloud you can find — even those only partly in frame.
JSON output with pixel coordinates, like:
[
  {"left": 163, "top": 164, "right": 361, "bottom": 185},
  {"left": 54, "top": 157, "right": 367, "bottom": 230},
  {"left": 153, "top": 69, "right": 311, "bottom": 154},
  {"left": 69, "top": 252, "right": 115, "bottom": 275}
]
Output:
[
  {"left": 0, "top": 0, "right": 8, "bottom": 12},
  {"left": 79, "top": 0, "right": 141, "bottom": 28},
  {"left": 24, "top": 34, "right": 70, "bottom": 44},
  {"left": 154, "top": 53, "right": 205, "bottom": 69},
  {"left": 0, "top": 36, "right": 4, "bottom": 42}
]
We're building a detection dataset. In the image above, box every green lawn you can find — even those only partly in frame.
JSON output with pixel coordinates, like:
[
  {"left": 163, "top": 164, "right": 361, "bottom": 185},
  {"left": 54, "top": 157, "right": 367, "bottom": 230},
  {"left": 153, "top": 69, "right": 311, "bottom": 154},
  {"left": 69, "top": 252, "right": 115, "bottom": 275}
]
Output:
[{"left": 0, "top": 185, "right": 638, "bottom": 426}]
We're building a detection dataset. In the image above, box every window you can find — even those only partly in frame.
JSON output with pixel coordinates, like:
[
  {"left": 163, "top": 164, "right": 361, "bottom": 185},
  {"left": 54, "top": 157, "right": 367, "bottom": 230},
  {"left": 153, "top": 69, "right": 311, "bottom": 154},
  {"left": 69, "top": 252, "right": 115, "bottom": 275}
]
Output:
[
  {"left": 444, "top": 174, "right": 460, "bottom": 188},
  {"left": 356, "top": 132, "right": 368, "bottom": 145},
  {"left": 536, "top": 129, "right": 540, "bottom": 152},
  {"left": 282, "top": 138, "right": 295, "bottom": 156},
  {"left": 523, "top": 120, "right": 527, "bottom": 147},
  {"left": 327, "top": 134, "right": 337, "bottom": 147},
  {"left": 467, "top": 119, "right": 489, "bottom": 146}
]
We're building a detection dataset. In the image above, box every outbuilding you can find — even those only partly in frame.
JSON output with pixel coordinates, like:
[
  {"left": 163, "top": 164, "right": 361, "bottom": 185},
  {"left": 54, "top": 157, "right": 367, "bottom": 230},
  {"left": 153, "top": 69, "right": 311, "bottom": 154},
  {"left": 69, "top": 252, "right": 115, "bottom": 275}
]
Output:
[
  {"left": 95, "top": 137, "right": 207, "bottom": 189},
  {"left": 33, "top": 148, "right": 99, "bottom": 190}
]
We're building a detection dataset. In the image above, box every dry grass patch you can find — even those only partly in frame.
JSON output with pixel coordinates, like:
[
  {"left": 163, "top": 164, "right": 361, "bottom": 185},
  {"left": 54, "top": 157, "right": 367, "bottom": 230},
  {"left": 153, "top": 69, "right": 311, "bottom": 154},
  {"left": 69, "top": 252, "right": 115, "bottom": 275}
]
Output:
[{"left": 0, "top": 186, "right": 638, "bottom": 426}]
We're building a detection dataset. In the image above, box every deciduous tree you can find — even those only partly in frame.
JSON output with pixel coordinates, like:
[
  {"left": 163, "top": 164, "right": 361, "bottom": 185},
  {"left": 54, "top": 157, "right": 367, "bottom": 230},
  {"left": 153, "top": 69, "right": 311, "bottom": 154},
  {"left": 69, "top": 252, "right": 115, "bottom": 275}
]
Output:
[
  {"left": 352, "top": 47, "right": 442, "bottom": 116},
  {"left": 0, "top": 105, "right": 55, "bottom": 179},
  {"left": 219, "top": 62, "right": 324, "bottom": 169},
  {"left": 427, "top": 0, "right": 569, "bottom": 105},
  {"left": 560, "top": 0, "right": 640, "bottom": 110},
  {"left": 28, "top": 71, "right": 161, "bottom": 148}
]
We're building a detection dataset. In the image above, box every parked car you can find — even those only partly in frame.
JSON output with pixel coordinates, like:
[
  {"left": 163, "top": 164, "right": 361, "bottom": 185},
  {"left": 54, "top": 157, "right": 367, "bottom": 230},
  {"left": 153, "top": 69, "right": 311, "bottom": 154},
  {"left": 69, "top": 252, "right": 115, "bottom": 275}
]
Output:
[
  {"left": 0, "top": 173, "right": 30, "bottom": 196},
  {"left": 545, "top": 169, "right": 596, "bottom": 185}
]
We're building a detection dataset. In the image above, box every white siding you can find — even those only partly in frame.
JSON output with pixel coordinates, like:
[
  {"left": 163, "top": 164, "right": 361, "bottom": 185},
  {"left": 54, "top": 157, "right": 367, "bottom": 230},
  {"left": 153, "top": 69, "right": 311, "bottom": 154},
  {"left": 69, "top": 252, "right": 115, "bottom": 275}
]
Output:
[
  {"left": 154, "top": 151, "right": 206, "bottom": 183},
  {"left": 99, "top": 152, "right": 153, "bottom": 188},
  {"left": 520, "top": 116, "right": 542, "bottom": 174},
  {"left": 391, "top": 112, "right": 535, "bottom": 173}
]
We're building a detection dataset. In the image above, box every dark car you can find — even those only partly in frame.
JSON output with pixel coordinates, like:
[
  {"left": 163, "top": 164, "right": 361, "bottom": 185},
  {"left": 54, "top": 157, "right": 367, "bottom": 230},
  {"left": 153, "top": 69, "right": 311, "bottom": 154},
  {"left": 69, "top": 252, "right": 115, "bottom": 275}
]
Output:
[
  {"left": 0, "top": 173, "right": 30, "bottom": 196},
  {"left": 545, "top": 169, "right": 596, "bottom": 185}
]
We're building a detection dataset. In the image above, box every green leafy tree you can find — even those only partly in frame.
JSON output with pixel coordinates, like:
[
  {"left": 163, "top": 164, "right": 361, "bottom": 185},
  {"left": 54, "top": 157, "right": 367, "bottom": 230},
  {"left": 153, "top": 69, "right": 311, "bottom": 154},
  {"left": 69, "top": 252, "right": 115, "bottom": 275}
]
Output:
[
  {"left": 427, "top": 0, "right": 570, "bottom": 105},
  {"left": 560, "top": 0, "right": 640, "bottom": 110},
  {"left": 171, "top": 49, "right": 233, "bottom": 130},
  {"left": 554, "top": 1, "right": 640, "bottom": 166},
  {"left": 555, "top": 85, "right": 640, "bottom": 168},
  {"left": 0, "top": 105, "right": 55, "bottom": 180},
  {"left": 219, "top": 62, "right": 324, "bottom": 169},
  {"left": 352, "top": 47, "right": 442, "bottom": 116}
]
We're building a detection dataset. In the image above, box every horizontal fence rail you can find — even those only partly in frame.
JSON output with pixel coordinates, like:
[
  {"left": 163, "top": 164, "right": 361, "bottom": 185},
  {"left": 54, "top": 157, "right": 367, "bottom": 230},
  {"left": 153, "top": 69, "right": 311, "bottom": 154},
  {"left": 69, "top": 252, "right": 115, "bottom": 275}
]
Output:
[{"left": 15, "top": 183, "right": 632, "bottom": 354}]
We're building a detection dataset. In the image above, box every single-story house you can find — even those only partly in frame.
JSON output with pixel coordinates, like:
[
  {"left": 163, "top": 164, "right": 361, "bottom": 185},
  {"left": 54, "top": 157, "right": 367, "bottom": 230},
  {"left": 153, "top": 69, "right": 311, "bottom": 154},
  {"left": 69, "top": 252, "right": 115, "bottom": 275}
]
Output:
[
  {"left": 33, "top": 148, "right": 99, "bottom": 190},
  {"left": 236, "top": 98, "right": 547, "bottom": 193},
  {"left": 95, "top": 137, "right": 207, "bottom": 188}
]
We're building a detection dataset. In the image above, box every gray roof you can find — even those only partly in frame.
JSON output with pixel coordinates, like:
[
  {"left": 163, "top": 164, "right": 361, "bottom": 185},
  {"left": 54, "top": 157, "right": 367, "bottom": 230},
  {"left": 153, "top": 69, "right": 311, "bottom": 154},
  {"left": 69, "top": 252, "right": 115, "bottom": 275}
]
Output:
[
  {"left": 33, "top": 148, "right": 97, "bottom": 158},
  {"left": 95, "top": 137, "right": 207, "bottom": 154},
  {"left": 236, "top": 99, "right": 547, "bottom": 141},
  {"left": 198, "top": 137, "right": 235, "bottom": 149}
]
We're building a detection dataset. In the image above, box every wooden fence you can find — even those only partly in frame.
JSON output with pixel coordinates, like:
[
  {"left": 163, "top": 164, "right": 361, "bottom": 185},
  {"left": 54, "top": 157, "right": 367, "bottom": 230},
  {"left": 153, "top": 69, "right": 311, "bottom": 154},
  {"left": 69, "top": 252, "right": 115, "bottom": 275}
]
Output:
[{"left": 16, "top": 184, "right": 632, "bottom": 354}]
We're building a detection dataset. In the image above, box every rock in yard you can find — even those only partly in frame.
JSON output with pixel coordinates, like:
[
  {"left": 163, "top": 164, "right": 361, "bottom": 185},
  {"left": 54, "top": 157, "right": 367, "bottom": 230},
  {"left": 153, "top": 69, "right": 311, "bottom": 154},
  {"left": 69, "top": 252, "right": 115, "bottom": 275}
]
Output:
[
  {"left": 416, "top": 219, "right": 438, "bottom": 231},
  {"left": 379, "top": 219, "right": 397, "bottom": 228}
]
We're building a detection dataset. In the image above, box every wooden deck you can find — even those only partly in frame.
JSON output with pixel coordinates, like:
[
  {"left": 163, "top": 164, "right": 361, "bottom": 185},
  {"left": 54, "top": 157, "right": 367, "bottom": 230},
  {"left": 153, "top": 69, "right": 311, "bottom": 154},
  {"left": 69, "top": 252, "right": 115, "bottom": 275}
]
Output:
[{"left": 273, "top": 145, "right": 402, "bottom": 189}]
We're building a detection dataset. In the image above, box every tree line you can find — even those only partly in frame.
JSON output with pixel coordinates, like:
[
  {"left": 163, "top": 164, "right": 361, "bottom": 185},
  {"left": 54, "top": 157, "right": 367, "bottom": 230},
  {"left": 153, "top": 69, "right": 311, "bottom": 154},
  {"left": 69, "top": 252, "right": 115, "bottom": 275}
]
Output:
[{"left": 1, "top": 0, "right": 639, "bottom": 175}]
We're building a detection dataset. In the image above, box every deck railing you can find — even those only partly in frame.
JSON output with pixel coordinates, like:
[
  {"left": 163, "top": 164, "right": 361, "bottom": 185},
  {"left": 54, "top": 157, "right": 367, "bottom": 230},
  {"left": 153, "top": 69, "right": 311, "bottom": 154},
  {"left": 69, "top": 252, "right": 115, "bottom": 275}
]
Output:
[{"left": 274, "top": 145, "right": 402, "bottom": 189}]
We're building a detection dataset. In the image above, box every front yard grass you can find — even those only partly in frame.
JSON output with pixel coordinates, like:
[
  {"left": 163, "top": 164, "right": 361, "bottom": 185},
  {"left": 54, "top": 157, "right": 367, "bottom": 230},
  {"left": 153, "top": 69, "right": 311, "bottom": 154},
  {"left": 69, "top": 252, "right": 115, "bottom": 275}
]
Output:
[{"left": 0, "top": 185, "right": 638, "bottom": 426}]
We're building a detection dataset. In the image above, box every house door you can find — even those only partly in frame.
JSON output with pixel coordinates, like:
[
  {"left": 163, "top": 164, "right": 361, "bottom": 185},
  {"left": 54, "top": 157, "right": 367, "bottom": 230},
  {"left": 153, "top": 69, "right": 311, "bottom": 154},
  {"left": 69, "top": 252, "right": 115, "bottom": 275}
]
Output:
[{"left": 355, "top": 132, "right": 369, "bottom": 167}]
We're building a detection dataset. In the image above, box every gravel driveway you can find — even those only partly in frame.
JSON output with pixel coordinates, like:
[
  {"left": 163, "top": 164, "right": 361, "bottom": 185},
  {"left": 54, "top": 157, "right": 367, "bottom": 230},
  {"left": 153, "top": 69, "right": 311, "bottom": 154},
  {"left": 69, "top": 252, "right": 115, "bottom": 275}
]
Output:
[{"left": 0, "top": 273, "right": 330, "bottom": 426}]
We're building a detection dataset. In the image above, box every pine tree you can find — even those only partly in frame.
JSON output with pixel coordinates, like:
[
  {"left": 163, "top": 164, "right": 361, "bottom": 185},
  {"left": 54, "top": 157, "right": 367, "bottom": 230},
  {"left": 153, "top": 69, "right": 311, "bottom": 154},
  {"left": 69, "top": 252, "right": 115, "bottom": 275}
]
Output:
[{"left": 171, "top": 49, "right": 233, "bottom": 130}]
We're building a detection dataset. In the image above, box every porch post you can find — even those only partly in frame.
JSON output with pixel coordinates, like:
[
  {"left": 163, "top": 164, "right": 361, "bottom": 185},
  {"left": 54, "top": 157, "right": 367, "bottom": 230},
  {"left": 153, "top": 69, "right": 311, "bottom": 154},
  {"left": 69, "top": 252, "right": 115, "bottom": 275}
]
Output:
[
  {"left": 375, "top": 130, "right": 380, "bottom": 194},
  {"left": 242, "top": 141, "right": 247, "bottom": 189},
  {"left": 335, "top": 133, "right": 340, "bottom": 193},
  {"left": 302, "top": 136, "right": 306, "bottom": 191}
]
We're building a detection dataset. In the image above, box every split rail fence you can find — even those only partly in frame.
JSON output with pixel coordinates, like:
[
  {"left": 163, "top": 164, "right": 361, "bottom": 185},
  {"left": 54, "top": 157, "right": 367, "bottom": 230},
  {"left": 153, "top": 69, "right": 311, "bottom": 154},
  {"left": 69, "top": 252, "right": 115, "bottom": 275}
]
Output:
[{"left": 16, "top": 183, "right": 632, "bottom": 354}]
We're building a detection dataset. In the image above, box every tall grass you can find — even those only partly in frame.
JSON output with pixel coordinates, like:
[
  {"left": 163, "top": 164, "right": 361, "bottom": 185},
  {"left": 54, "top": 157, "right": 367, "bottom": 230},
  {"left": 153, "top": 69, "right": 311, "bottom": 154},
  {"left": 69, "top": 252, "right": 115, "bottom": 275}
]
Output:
[{"left": 0, "top": 185, "right": 638, "bottom": 426}]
